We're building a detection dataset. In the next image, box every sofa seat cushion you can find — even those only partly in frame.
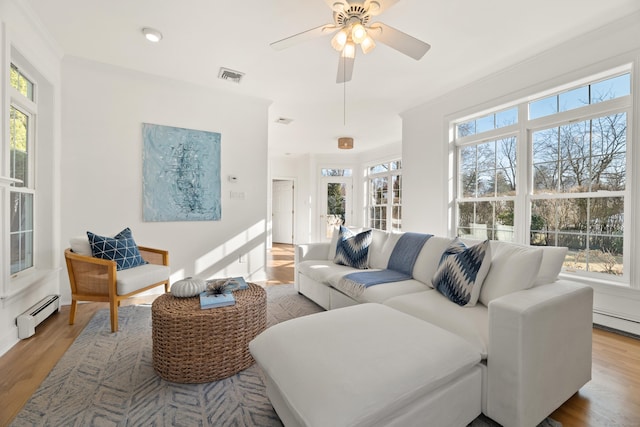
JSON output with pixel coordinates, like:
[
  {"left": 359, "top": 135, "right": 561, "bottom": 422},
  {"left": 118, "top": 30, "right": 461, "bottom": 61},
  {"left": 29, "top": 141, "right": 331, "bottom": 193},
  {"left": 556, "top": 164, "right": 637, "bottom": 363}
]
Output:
[
  {"left": 330, "top": 276, "right": 431, "bottom": 304},
  {"left": 298, "top": 260, "right": 379, "bottom": 285},
  {"left": 116, "top": 263, "right": 170, "bottom": 295},
  {"left": 384, "top": 290, "right": 489, "bottom": 358},
  {"left": 249, "top": 303, "right": 481, "bottom": 427}
]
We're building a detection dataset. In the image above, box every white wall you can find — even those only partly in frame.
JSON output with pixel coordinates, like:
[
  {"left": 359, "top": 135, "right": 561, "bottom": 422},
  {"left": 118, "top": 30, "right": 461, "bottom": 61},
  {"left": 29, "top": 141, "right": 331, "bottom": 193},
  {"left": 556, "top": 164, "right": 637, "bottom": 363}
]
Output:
[
  {"left": 401, "top": 12, "right": 640, "bottom": 333},
  {"left": 0, "top": 1, "right": 62, "bottom": 356},
  {"left": 59, "top": 57, "right": 270, "bottom": 304}
]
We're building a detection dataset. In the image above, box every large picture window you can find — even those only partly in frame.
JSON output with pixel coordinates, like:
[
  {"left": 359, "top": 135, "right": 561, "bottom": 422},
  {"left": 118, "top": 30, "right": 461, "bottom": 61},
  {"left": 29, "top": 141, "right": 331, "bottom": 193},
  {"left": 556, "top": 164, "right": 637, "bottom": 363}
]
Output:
[
  {"left": 365, "top": 160, "right": 402, "bottom": 231},
  {"left": 453, "top": 69, "right": 631, "bottom": 280}
]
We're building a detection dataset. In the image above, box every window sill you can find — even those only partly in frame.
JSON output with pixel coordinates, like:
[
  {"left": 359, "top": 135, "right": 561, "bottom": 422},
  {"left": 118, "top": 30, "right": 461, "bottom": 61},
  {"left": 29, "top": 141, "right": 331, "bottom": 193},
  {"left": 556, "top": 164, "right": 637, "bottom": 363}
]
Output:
[
  {"left": 1, "top": 268, "right": 61, "bottom": 303},
  {"left": 559, "top": 271, "right": 628, "bottom": 289}
]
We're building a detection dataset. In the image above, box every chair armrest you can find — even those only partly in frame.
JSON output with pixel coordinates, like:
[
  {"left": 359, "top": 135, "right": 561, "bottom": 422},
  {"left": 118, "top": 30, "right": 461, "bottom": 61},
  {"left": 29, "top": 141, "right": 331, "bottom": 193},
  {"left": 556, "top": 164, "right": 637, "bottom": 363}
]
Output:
[
  {"left": 138, "top": 246, "right": 169, "bottom": 266},
  {"left": 486, "top": 280, "right": 593, "bottom": 427},
  {"left": 64, "top": 248, "right": 117, "bottom": 297}
]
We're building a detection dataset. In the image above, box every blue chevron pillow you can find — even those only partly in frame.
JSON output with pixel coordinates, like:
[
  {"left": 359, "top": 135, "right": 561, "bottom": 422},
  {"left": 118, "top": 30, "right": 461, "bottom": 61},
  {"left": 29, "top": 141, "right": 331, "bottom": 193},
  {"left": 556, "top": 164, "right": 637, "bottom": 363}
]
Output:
[
  {"left": 87, "top": 227, "right": 148, "bottom": 271},
  {"left": 334, "top": 226, "right": 372, "bottom": 269},
  {"left": 432, "top": 239, "right": 491, "bottom": 307}
]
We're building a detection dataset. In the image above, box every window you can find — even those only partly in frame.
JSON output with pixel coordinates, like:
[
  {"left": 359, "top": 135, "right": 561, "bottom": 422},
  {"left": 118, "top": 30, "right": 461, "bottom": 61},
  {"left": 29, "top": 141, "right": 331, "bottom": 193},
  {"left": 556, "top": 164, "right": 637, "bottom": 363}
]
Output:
[
  {"left": 453, "top": 70, "right": 631, "bottom": 280},
  {"left": 8, "top": 64, "right": 36, "bottom": 276},
  {"left": 365, "top": 160, "right": 402, "bottom": 231},
  {"left": 321, "top": 168, "right": 352, "bottom": 177}
]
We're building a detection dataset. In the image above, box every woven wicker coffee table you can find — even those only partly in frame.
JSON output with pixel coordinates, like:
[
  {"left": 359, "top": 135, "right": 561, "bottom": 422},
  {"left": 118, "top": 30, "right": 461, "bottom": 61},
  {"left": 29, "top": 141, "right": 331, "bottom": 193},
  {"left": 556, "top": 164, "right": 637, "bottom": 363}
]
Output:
[{"left": 152, "top": 282, "right": 267, "bottom": 383}]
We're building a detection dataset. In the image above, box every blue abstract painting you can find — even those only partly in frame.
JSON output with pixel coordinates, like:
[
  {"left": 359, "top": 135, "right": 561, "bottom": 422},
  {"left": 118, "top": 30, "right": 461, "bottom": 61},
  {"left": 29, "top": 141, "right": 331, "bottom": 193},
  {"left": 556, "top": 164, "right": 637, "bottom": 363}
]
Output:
[{"left": 142, "top": 123, "right": 221, "bottom": 221}]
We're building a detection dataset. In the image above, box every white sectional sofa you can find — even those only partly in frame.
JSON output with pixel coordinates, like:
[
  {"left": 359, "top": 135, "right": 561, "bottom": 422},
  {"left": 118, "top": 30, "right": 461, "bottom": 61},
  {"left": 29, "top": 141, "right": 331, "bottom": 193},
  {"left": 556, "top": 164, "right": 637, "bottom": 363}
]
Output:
[{"left": 289, "top": 228, "right": 593, "bottom": 427}]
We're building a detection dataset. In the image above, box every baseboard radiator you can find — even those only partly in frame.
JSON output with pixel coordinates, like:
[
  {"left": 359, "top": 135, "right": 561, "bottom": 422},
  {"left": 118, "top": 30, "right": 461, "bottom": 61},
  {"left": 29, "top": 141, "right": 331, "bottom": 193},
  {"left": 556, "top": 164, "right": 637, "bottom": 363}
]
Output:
[{"left": 17, "top": 295, "right": 60, "bottom": 339}]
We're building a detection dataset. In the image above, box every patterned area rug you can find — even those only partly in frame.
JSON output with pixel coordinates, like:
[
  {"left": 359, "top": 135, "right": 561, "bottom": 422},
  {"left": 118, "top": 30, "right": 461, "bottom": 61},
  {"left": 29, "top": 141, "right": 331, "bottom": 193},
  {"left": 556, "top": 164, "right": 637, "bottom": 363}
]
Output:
[{"left": 12, "top": 285, "right": 560, "bottom": 427}]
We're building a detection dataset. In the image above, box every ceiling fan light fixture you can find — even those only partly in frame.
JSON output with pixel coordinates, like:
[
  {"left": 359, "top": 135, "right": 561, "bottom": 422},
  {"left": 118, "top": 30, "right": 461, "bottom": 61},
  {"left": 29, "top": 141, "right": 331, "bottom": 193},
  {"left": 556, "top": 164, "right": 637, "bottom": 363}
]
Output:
[
  {"left": 331, "top": 29, "right": 348, "bottom": 51},
  {"left": 351, "top": 23, "right": 367, "bottom": 44},
  {"left": 361, "top": 35, "right": 376, "bottom": 54},
  {"left": 342, "top": 40, "right": 356, "bottom": 58},
  {"left": 338, "top": 137, "right": 354, "bottom": 149},
  {"left": 142, "top": 27, "right": 163, "bottom": 43}
]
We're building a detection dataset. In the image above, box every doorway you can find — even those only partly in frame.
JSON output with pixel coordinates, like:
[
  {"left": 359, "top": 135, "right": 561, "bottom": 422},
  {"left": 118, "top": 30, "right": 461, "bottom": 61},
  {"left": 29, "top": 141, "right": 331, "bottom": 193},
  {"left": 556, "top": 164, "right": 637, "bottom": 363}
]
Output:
[
  {"left": 319, "top": 176, "right": 352, "bottom": 241},
  {"left": 272, "top": 179, "right": 294, "bottom": 244}
]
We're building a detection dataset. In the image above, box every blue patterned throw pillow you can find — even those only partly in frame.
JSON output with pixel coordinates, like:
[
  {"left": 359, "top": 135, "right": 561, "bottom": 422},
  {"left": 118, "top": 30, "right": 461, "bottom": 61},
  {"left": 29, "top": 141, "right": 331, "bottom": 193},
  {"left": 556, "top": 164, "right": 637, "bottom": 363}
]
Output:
[
  {"left": 334, "top": 226, "right": 372, "bottom": 269},
  {"left": 432, "top": 239, "right": 491, "bottom": 307},
  {"left": 87, "top": 227, "right": 148, "bottom": 271}
]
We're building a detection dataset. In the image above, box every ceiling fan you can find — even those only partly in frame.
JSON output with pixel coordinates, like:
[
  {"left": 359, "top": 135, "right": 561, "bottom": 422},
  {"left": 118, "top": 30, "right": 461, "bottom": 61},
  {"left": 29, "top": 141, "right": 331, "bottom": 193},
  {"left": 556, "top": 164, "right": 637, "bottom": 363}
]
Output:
[{"left": 270, "top": 0, "right": 431, "bottom": 83}]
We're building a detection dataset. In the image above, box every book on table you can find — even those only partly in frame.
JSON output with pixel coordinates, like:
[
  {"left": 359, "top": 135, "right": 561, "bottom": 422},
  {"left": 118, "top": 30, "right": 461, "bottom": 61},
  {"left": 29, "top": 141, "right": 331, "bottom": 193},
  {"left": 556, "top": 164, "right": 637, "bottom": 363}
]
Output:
[
  {"left": 228, "top": 276, "right": 248, "bottom": 290},
  {"left": 200, "top": 291, "right": 235, "bottom": 309}
]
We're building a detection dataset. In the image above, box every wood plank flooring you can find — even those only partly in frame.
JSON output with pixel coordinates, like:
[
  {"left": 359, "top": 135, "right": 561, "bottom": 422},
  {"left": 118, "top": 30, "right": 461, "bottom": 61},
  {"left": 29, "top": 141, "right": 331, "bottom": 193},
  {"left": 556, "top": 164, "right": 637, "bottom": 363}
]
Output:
[{"left": 1, "top": 243, "right": 639, "bottom": 426}]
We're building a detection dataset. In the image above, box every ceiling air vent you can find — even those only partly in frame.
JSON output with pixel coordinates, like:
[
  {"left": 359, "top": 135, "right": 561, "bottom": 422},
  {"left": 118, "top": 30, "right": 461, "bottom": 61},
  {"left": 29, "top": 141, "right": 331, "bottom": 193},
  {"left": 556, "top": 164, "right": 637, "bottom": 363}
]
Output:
[{"left": 218, "top": 67, "right": 244, "bottom": 83}]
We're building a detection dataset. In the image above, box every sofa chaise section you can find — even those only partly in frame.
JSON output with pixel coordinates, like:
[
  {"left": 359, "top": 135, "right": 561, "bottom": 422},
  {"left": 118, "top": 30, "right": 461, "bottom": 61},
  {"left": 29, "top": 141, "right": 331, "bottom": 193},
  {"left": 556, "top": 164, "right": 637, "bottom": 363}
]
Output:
[{"left": 292, "top": 228, "right": 594, "bottom": 426}]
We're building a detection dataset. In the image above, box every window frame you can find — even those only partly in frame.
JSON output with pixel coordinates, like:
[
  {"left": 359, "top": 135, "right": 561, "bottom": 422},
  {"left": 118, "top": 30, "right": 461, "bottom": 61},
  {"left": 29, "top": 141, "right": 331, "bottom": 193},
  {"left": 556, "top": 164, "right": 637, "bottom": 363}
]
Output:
[
  {"left": 451, "top": 68, "right": 632, "bottom": 283},
  {"left": 364, "top": 159, "right": 402, "bottom": 232},
  {"left": 7, "top": 62, "right": 38, "bottom": 279}
]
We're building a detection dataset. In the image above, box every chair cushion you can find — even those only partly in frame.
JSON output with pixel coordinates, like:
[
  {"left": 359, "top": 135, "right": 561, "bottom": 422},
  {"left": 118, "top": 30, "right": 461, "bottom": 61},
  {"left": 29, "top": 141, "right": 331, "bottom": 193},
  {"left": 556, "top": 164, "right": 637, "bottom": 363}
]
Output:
[
  {"left": 70, "top": 236, "right": 92, "bottom": 256},
  {"left": 116, "top": 263, "right": 170, "bottom": 295},
  {"left": 87, "top": 227, "right": 147, "bottom": 271}
]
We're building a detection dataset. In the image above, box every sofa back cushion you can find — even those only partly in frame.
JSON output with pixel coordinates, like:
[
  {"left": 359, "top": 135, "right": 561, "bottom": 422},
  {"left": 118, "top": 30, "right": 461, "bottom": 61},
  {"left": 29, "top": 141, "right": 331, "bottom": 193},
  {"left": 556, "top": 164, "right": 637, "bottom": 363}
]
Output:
[
  {"left": 372, "top": 232, "right": 404, "bottom": 268},
  {"left": 368, "top": 229, "right": 391, "bottom": 269},
  {"left": 412, "top": 236, "right": 455, "bottom": 287},
  {"left": 534, "top": 246, "right": 568, "bottom": 286},
  {"left": 479, "top": 241, "right": 543, "bottom": 306}
]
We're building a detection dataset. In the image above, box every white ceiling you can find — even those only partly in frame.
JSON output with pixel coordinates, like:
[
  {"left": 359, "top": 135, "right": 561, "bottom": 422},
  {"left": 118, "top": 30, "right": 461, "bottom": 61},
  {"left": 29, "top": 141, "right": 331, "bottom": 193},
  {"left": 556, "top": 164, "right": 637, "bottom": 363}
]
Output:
[{"left": 26, "top": 0, "right": 640, "bottom": 157}]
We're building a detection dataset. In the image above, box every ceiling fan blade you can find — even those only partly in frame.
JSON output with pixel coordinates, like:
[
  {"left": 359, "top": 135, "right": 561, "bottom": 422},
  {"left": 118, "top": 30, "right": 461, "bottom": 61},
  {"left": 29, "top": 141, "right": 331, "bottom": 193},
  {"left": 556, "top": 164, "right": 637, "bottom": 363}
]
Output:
[
  {"left": 365, "top": 0, "right": 401, "bottom": 16},
  {"left": 369, "top": 22, "right": 430, "bottom": 60},
  {"left": 270, "top": 24, "right": 338, "bottom": 51},
  {"left": 336, "top": 53, "right": 355, "bottom": 83}
]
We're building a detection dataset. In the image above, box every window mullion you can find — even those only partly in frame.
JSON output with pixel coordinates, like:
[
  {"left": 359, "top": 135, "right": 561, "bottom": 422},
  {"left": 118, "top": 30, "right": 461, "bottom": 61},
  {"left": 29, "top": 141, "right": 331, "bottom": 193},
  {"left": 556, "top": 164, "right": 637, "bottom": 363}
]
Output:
[{"left": 516, "top": 104, "right": 529, "bottom": 244}]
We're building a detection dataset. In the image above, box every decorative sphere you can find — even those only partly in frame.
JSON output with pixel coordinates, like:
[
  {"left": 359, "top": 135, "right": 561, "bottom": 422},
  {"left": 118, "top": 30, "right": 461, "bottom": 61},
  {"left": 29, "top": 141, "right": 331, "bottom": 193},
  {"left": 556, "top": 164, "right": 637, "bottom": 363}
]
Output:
[{"left": 171, "top": 277, "right": 206, "bottom": 297}]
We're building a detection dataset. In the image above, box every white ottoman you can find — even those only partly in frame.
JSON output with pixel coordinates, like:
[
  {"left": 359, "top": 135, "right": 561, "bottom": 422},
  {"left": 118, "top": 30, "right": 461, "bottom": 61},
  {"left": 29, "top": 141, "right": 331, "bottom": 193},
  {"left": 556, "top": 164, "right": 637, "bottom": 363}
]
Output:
[{"left": 250, "top": 303, "right": 482, "bottom": 427}]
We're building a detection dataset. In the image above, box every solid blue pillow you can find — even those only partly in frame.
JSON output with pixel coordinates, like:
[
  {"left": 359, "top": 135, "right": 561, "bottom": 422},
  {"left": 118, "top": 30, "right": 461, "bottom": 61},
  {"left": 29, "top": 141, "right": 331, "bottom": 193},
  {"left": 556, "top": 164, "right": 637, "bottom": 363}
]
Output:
[
  {"left": 87, "top": 227, "right": 147, "bottom": 271},
  {"left": 333, "top": 226, "right": 372, "bottom": 269}
]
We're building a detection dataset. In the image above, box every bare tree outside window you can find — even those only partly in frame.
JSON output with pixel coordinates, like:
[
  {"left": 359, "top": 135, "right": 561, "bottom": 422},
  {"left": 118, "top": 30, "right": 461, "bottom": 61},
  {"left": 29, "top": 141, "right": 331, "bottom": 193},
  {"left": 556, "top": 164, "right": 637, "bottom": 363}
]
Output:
[{"left": 456, "top": 72, "right": 630, "bottom": 278}]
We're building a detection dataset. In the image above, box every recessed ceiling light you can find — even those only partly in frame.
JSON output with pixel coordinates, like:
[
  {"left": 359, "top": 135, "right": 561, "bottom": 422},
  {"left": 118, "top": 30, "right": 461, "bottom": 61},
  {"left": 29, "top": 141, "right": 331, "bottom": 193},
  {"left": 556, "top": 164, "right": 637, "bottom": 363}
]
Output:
[{"left": 142, "top": 27, "right": 163, "bottom": 43}]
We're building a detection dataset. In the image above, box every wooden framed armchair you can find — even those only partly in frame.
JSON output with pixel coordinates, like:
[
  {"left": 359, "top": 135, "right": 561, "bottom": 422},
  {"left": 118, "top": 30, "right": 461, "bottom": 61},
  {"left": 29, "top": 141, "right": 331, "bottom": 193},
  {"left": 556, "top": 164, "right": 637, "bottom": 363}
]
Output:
[{"left": 64, "top": 246, "right": 170, "bottom": 332}]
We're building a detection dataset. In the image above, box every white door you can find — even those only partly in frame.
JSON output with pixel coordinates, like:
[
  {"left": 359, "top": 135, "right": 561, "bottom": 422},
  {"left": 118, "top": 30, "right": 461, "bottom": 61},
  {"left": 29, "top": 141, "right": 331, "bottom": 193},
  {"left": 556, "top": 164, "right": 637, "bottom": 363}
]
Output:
[
  {"left": 272, "top": 180, "right": 294, "bottom": 244},
  {"left": 319, "top": 177, "right": 352, "bottom": 241}
]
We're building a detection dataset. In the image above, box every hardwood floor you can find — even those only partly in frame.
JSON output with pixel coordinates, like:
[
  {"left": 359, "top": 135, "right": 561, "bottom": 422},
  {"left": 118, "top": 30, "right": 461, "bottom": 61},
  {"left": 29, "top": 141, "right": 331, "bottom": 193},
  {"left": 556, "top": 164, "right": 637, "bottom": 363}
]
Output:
[{"left": 1, "top": 242, "right": 639, "bottom": 426}]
